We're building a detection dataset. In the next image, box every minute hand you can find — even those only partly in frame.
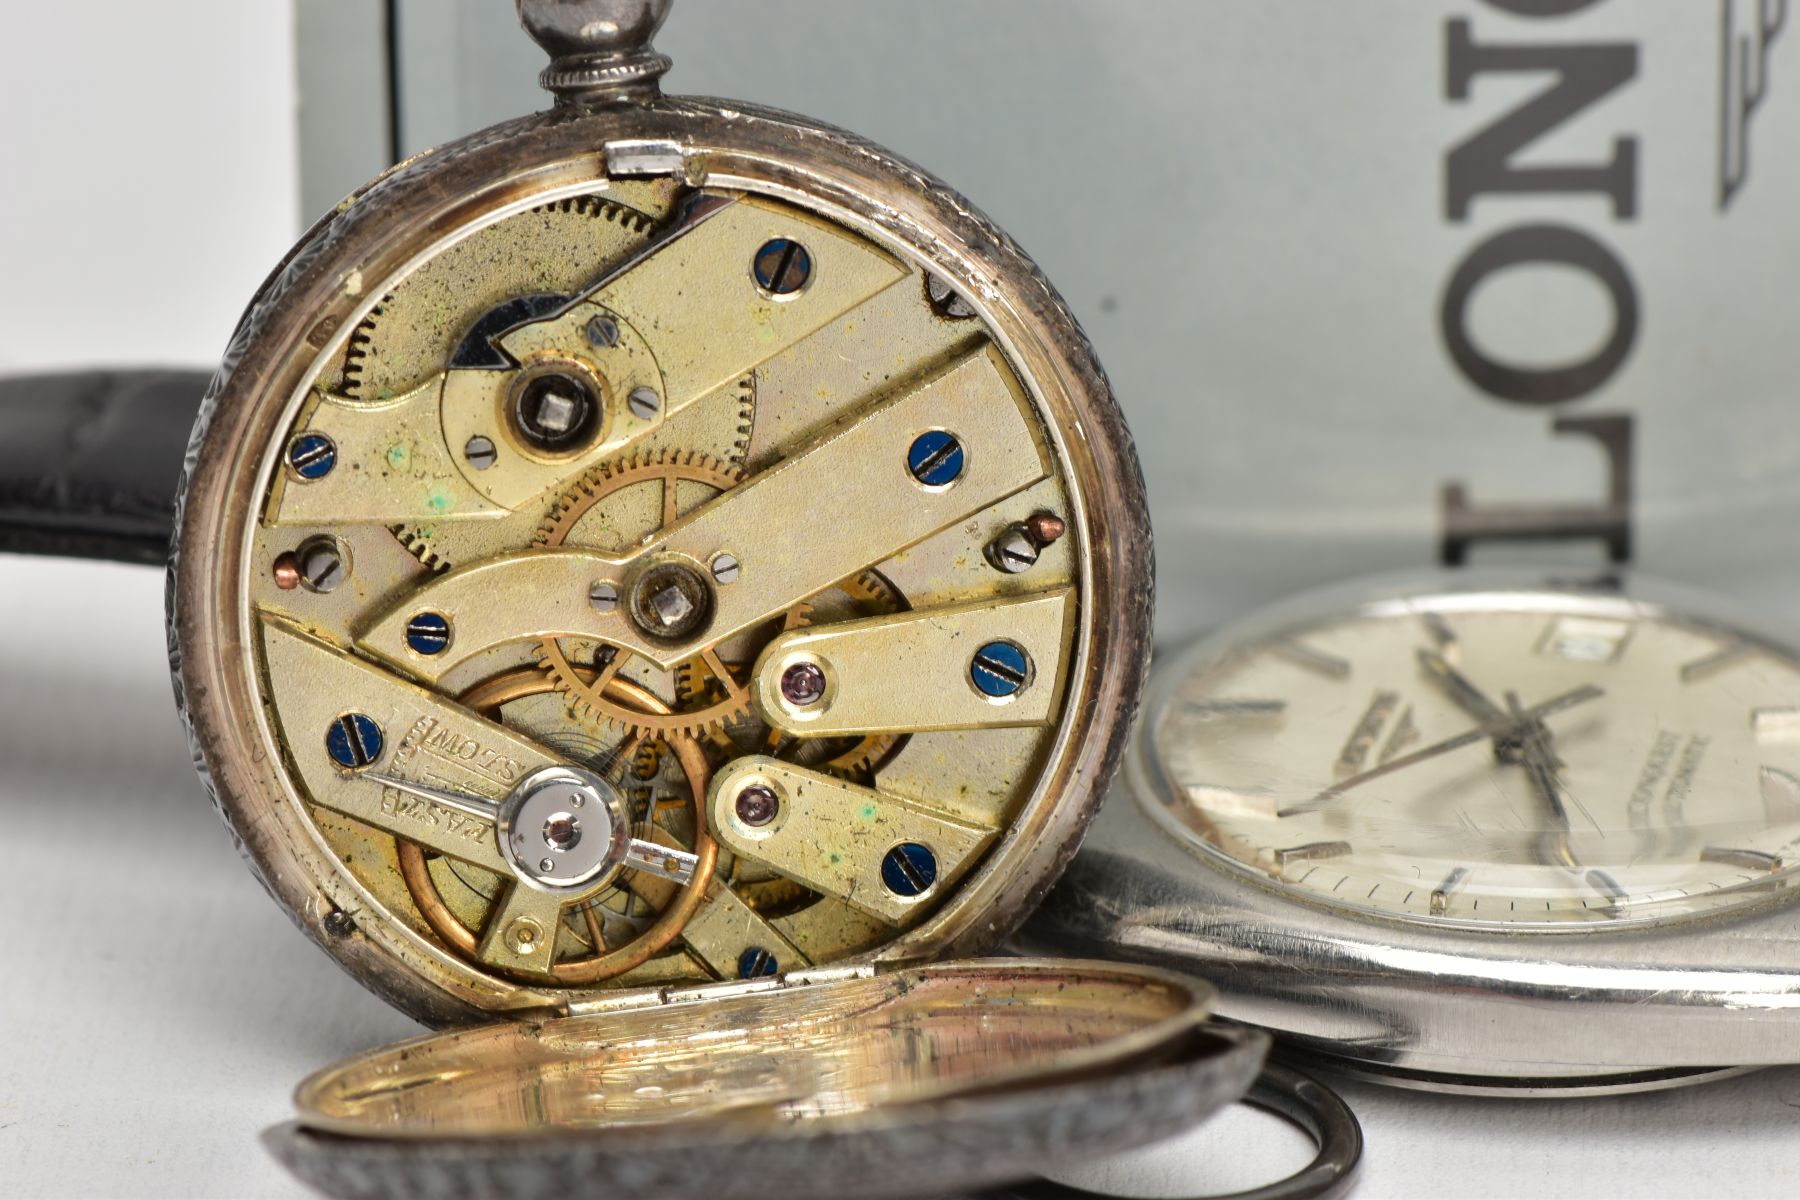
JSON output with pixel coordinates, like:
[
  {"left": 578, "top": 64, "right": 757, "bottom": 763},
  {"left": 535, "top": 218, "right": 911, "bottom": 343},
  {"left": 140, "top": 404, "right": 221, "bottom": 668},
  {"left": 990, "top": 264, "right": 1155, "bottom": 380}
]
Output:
[
  {"left": 1283, "top": 684, "right": 1605, "bottom": 815},
  {"left": 1504, "top": 689, "right": 1585, "bottom": 869},
  {"left": 358, "top": 344, "right": 1047, "bottom": 679},
  {"left": 1416, "top": 646, "right": 1511, "bottom": 729}
]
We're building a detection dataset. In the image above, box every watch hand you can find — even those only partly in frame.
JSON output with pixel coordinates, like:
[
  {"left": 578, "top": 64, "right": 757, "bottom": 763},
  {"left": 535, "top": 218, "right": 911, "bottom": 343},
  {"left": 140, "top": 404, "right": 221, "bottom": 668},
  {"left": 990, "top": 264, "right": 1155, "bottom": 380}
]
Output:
[
  {"left": 1418, "top": 648, "right": 1578, "bottom": 775},
  {"left": 1504, "top": 691, "right": 1581, "bottom": 870},
  {"left": 1519, "top": 748, "right": 1579, "bottom": 870},
  {"left": 1286, "top": 683, "right": 1605, "bottom": 815},
  {"left": 363, "top": 771, "right": 696, "bottom": 885},
  {"left": 362, "top": 772, "right": 497, "bottom": 822},
  {"left": 1416, "top": 647, "right": 1511, "bottom": 729},
  {"left": 622, "top": 842, "right": 701, "bottom": 885}
]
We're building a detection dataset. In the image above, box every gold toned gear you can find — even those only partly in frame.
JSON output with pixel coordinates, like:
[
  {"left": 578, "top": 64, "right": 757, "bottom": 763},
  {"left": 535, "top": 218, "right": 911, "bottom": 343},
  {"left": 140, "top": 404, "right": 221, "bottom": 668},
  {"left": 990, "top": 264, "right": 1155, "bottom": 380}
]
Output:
[
  {"left": 381, "top": 373, "right": 760, "bottom": 574},
  {"left": 395, "top": 665, "right": 716, "bottom": 985},
  {"left": 533, "top": 448, "right": 744, "bottom": 549},
  {"left": 388, "top": 524, "right": 451, "bottom": 574},
  {"left": 694, "top": 568, "right": 909, "bottom": 781},
  {"left": 338, "top": 196, "right": 656, "bottom": 404},
  {"left": 725, "top": 372, "right": 756, "bottom": 465},
  {"left": 533, "top": 450, "right": 799, "bottom": 739}
]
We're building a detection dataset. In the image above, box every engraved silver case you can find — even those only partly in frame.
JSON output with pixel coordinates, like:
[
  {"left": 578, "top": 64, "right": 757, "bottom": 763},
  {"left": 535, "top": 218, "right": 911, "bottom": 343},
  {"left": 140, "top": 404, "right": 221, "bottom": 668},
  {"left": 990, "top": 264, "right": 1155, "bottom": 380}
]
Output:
[{"left": 169, "top": 89, "right": 1152, "bottom": 1024}]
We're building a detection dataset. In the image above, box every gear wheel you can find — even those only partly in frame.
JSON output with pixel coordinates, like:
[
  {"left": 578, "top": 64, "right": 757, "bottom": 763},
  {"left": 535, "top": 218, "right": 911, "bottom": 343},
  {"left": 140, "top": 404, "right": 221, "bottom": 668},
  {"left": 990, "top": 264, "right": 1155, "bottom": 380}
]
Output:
[
  {"left": 533, "top": 450, "right": 774, "bottom": 740},
  {"left": 534, "top": 448, "right": 743, "bottom": 550},
  {"left": 388, "top": 524, "right": 452, "bottom": 574},
  {"left": 384, "top": 374, "right": 759, "bottom": 575},
  {"left": 337, "top": 196, "right": 656, "bottom": 404},
  {"left": 691, "top": 567, "right": 907, "bottom": 781}
]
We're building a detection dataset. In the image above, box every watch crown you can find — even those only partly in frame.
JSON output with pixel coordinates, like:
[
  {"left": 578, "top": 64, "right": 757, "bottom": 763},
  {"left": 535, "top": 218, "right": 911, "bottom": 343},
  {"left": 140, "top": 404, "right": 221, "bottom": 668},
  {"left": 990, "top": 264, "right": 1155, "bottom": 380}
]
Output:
[{"left": 516, "top": 0, "right": 673, "bottom": 103}]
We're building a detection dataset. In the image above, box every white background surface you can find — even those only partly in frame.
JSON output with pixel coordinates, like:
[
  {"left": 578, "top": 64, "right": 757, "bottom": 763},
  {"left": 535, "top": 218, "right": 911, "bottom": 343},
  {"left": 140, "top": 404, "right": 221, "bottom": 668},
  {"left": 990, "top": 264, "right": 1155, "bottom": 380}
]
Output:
[{"left": 3, "top": 2, "right": 1800, "bottom": 1197}]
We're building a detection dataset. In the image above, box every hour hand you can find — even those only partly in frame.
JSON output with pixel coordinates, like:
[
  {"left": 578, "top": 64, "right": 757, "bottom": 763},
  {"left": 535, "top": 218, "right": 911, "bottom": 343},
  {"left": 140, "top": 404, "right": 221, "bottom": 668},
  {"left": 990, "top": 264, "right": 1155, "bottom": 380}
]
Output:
[
  {"left": 1504, "top": 691, "right": 1581, "bottom": 870},
  {"left": 1291, "top": 683, "right": 1605, "bottom": 814},
  {"left": 1416, "top": 647, "right": 1510, "bottom": 729}
]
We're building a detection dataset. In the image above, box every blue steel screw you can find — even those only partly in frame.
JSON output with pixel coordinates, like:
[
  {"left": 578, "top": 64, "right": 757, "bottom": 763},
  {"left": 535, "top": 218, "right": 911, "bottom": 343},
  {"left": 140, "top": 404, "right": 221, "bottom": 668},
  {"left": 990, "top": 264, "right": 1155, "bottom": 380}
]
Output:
[
  {"left": 881, "top": 842, "right": 938, "bottom": 897},
  {"left": 738, "top": 946, "right": 779, "bottom": 979},
  {"left": 970, "top": 641, "right": 1030, "bottom": 698},
  {"left": 325, "top": 713, "right": 384, "bottom": 769},
  {"left": 287, "top": 433, "right": 337, "bottom": 480},
  {"left": 753, "top": 238, "right": 812, "bottom": 295},
  {"left": 906, "top": 430, "right": 964, "bottom": 487},
  {"left": 405, "top": 612, "right": 452, "bottom": 655}
]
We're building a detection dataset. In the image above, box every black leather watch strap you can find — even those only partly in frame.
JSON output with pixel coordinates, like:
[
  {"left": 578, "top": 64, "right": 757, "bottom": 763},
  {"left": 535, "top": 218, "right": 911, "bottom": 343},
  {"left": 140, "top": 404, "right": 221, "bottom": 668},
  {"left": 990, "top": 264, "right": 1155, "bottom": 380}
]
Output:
[{"left": 0, "top": 369, "right": 210, "bottom": 565}]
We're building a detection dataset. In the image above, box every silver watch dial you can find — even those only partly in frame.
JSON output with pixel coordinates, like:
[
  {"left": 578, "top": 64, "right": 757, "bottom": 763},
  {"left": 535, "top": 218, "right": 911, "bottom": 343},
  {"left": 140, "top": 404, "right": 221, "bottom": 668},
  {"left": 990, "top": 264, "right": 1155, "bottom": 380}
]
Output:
[{"left": 1142, "top": 582, "right": 1800, "bottom": 929}]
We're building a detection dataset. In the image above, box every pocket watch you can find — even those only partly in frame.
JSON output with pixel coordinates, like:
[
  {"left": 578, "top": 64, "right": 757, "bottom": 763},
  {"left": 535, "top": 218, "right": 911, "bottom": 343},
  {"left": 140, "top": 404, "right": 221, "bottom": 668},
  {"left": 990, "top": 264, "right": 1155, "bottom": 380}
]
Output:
[
  {"left": 0, "top": 2, "right": 1372, "bottom": 1196},
  {"left": 1028, "top": 569, "right": 1800, "bottom": 1095}
]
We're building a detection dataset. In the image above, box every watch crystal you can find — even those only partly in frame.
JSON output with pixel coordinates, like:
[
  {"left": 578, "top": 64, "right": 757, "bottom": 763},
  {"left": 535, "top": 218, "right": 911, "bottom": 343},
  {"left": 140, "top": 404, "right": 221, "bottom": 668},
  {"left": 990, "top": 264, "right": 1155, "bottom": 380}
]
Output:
[{"left": 1145, "top": 585, "right": 1800, "bottom": 928}]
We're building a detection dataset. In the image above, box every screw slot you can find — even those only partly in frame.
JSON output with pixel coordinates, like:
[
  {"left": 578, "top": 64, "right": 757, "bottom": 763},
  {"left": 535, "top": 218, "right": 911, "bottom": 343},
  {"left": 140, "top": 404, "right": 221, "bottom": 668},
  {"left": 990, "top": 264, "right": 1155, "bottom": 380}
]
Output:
[
  {"left": 970, "top": 641, "right": 1031, "bottom": 699},
  {"left": 325, "top": 713, "right": 384, "bottom": 770},
  {"left": 586, "top": 314, "right": 620, "bottom": 348},
  {"left": 464, "top": 435, "right": 498, "bottom": 470},
  {"left": 737, "top": 946, "right": 779, "bottom": 978},
  {"left": 405, "top": 612, "right": 451, "bottom": 655},
  {"left": 926, "top": 273, "right": 976, "bottom": 320},
  {"left": 881, "top": 843, "right": 938, "bottom": 897},
  {"left": 296, "top": 535, "right": 350, "bottom": 594},
  {"left": 985, "top": 525, "right": 1038, "bottom": 574},
  {"left": 753, "top": 238, "right": 812, "bottom": 295},
  {"left": 907, "top": 430, "right": 964, "bottom": 488},
  {"left": 627, "top": 386, "right": 662, "bottom": 421},
  {"left": 287, "top": 433, "right": 337, "bottom": 480}
]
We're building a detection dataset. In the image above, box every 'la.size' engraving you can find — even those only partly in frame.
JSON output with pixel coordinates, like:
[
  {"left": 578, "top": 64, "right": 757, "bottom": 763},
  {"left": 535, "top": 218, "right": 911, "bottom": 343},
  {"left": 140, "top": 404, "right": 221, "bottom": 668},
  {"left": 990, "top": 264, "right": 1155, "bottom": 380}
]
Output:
[{"left": 378, "top": 789, "right": 492, "bottom": 841}]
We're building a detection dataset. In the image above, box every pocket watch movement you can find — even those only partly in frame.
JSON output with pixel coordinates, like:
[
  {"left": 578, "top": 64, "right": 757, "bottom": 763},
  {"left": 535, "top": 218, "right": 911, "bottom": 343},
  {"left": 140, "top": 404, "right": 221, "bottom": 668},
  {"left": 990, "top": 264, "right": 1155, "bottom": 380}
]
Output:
[
  {"left": 168, "top": 0, "right": 1153, "bottom": 1028},
  {"left": 1029, "top": 571, "right": 1800, "bottom": 1093}
]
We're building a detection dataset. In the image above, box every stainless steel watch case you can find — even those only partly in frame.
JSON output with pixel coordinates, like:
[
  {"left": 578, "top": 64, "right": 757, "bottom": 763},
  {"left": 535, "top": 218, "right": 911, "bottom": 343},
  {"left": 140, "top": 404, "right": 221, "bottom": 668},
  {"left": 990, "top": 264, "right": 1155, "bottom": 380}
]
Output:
[{"left": 1023, "top": 570, "right": 1800, "bottom": 1093}]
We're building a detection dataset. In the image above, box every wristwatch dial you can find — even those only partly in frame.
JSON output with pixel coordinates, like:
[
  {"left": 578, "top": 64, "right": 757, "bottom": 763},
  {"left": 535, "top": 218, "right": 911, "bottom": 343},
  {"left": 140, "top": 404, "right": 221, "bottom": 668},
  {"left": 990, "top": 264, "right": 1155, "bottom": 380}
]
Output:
[
  {"left": 1145, "top": 585, "right": 1800, "bottom": 928},
  {"left": 171, "top": 102, "right": 1149, "bottom": 1018}
]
